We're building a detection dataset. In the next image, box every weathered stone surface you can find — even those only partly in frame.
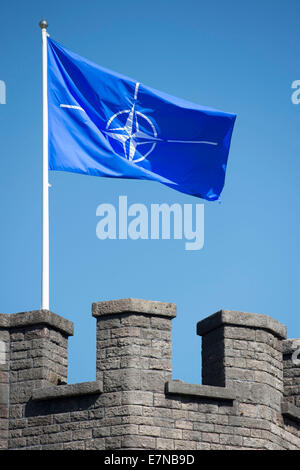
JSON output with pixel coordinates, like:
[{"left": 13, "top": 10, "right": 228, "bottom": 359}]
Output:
[
  {"left": 92, "top": 298, "right": 176, "bottom": 318},
  {"left": 32, "top": 381, "right": 102, "bottom": 401},
  {"left": 0, "top": 310, "right": 73, "bottom": 336},
  {"left": 0, "top": 385, "right": 8, "bottom": 405},
  {"left": 165, "top": 381, "right": 236, "bottom": 401},
  {"left": 197, "top": 310, "right": 286, "bottom": 339},
  {"left": 282, "top": 401, "right": 300, "bottom": 423},
  {"left": 282, "top": 339, "right": 300, "bottom": 354}
]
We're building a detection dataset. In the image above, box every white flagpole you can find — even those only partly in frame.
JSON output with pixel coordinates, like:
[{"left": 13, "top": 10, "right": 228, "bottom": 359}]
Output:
[{"left": 39, "top": 19, "right": 50, "bottom": 310}]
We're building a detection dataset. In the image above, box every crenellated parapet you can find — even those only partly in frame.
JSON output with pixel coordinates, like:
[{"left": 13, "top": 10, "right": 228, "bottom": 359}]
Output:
[
  {"left": 197, "top": 310, "right": 286, "bottom": 412},
  {"left": 0, "top": 300, "right": 300, "bottom": 450}
]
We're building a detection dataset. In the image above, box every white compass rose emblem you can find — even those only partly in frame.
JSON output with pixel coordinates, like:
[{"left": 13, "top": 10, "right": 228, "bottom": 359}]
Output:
[{"left": 104, "top": 104, "right": 161, "bottom": 163}]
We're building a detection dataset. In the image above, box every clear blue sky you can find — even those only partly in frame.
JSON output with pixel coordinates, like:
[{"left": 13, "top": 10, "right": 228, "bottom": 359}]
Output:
[{"left": 0, "top": 0, "right": 299, "bottom": 384}]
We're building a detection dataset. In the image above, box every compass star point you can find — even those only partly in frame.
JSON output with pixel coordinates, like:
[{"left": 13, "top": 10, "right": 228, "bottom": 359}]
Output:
[{"left": 105, "top": 108, "right": 159, "bottom": 162}]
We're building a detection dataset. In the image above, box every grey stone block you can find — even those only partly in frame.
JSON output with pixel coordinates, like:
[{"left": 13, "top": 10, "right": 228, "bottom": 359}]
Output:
[
  {"left": 165, "top": 381, "right": 236, "bottom": 401},
  {"left": 92, "top": 298, "right": 176, "bottom": 319},
  {"left": 0, "top": 384, "right": 8, "bottom": 405},
  {"left": 31, "top": 381, "right": 102, "bottom": 401},
  {"left": 282, "top": 339, "right": 300, "bottom": 354},
  {"left": 197, "top": 309, "right": 286, "bottom": 339},
  {"left": 0, "top": 310, "right": 73, "bottom": 336},
  {"left": 281, "top": 401, "right": 300, "bottom": 424}
]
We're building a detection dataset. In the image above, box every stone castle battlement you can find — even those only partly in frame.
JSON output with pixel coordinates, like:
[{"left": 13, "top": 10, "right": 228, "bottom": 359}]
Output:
[{"left": 0, "top": 298, "right": 300, "bottom": 450}]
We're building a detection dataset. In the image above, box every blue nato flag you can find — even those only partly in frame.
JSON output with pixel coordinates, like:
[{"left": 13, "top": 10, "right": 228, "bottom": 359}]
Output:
[{"left": 47, "top": 38, "right": 236, "bottom": 200}]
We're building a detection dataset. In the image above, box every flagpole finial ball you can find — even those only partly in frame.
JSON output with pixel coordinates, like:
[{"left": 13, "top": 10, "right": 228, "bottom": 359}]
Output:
[{"left": 39, "top": 19, "right": 48, "bottom": 29}]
